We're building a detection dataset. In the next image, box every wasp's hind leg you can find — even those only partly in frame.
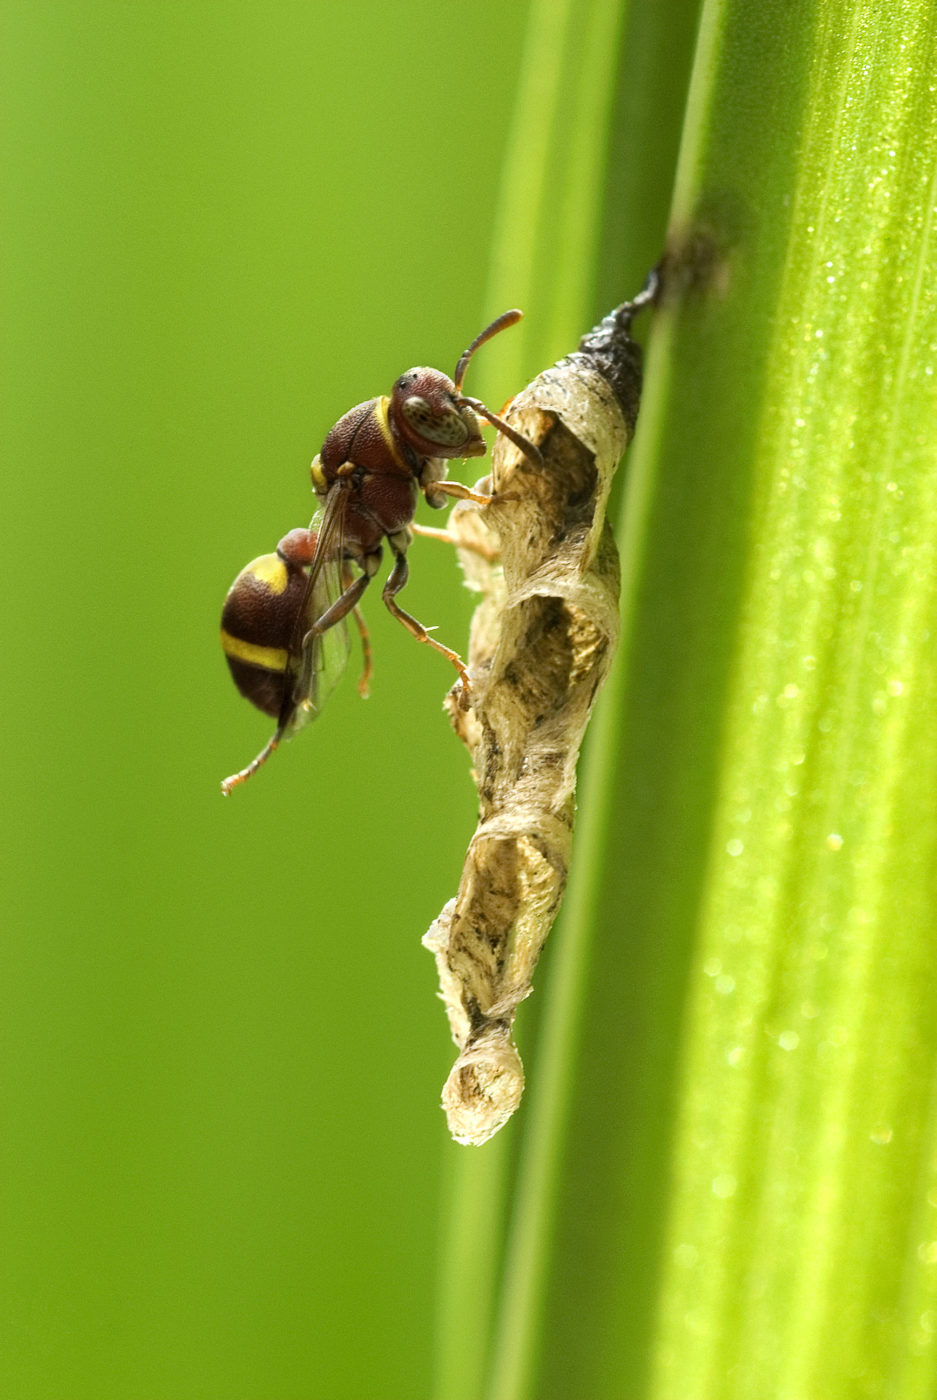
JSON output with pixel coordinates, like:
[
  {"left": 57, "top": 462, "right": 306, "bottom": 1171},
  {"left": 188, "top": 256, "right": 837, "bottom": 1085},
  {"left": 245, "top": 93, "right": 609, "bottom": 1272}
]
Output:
[
  {"left": 301, "top": 554, "right": 379, "bottom": 648},
  {"left": 341, "top": 563, "right": 373, "bottom": 697}
]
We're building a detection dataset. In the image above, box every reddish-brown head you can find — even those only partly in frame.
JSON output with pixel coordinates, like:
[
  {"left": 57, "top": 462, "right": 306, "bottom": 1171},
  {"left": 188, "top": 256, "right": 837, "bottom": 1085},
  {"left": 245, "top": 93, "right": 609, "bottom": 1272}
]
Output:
[
  {"left": 388, "top": 309, "right": 528, "bottom": 464},
  {"left": 388, "top": 367, "right": 486, "bottom": 461}
]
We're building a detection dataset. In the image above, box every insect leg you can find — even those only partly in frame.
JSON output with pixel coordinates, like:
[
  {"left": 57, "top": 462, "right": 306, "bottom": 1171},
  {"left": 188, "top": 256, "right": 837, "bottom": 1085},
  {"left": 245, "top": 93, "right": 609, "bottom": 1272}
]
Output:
[
  {"left": 423, "top": 480, "right": 494, "bottom": 507},
  {"left": 411, "top": 521, "right": 500, "bottom": 561},
  {"left": 353, "top": 608, "right": 372, "bottom": 696},
  {"left": 455, "top": 396, "right": 543, "bottom": 467},
  {"left": 303, "top": 570, "right": 371, "bottom": 644},
  {"left": 382, "top": 548, "right": 471, "bottom": 691},
  {"left": 342, "top": 562, "right": 373, "bottom": 696}
]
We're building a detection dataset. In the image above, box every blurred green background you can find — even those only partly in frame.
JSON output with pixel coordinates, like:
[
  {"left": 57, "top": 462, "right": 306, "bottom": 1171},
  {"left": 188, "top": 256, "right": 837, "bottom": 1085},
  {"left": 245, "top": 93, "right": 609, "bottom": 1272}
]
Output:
[
  {"left": 1, "top": 4, "right": 538, "bottom": 1395},
  {"left": 13, "top": 4, "right": 931, "bottom": 1399}
]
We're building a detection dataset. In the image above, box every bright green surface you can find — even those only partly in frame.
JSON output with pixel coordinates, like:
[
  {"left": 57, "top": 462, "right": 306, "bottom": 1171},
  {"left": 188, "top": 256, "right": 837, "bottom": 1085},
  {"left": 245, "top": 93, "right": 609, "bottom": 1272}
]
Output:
[
  {"left": 435, "top": 0, "right": 701, "bottom": 1394},
  {"left": 641, "top": 6, "right": 937, "bottom": 1395},
  {"left": 10, "top": 2, "right": 934, "bottom": 1397},
  {"left": 436, "top": 2, "right": 937, "bottom": 1398},
  {"left": 0, "top": 4, "right": 530, "bottom": 1396}
]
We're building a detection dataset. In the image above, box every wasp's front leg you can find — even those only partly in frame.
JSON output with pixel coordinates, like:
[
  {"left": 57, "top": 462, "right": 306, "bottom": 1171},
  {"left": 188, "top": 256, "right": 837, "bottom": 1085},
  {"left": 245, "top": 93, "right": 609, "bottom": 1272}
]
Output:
[
  {"left": 411, "top": 520, "right": 500, "bottom": 561},
  {"left": 424, "top": 479, "right": 495, "bottom": 507}
]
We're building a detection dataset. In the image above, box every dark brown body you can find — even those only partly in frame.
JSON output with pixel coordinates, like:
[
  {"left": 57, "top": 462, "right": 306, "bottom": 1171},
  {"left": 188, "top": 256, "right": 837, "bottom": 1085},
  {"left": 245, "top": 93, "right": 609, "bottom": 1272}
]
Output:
[
  {"left": 315, "top": 396, "right": 423, "bottom": 558},
  {"left": 220, "top": 310, "right": 540, "bottom": 794}
]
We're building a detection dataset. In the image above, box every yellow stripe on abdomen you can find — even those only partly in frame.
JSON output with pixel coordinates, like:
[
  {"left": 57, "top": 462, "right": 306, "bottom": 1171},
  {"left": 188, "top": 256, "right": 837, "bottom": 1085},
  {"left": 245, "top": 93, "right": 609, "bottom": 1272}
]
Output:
[
  {"left": 220, "top": 628, "right": 289, "bottom": 673},
  {"left": 242, "top": 554, "right": 289, "bottom": 594}
]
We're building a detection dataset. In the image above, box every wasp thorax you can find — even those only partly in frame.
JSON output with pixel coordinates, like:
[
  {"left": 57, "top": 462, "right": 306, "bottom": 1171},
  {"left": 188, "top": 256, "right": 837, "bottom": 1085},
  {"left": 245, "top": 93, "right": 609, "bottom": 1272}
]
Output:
[{"left": 392, "top": 368, "right": 485, "bottom": 458}]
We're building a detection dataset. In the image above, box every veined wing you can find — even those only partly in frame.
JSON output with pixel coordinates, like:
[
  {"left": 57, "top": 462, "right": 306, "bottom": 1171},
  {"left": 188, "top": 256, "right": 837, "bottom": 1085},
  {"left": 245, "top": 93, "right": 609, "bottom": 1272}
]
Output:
[{"left": 280, "top": 482, "right": 353, "bottom": 737}]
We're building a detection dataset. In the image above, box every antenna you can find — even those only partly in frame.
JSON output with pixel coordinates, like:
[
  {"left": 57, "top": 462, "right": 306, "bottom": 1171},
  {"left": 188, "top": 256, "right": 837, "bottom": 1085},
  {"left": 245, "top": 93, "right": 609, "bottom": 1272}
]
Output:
[{"left": 453, "top": 309, "right": 523, "bottom": 392}]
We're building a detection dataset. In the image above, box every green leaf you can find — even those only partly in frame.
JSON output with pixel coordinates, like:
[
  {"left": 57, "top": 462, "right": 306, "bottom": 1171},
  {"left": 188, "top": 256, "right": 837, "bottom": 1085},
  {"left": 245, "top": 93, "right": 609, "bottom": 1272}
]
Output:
[{"left": 435, "top": 1, "right": 937, "bottom": 1397}]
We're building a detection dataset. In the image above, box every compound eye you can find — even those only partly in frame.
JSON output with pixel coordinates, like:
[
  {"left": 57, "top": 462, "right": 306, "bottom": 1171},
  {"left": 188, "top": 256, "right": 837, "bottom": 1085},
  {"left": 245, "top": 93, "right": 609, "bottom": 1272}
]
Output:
[{"left": 401, "top": 395, "right": 469, "bottom": 447}]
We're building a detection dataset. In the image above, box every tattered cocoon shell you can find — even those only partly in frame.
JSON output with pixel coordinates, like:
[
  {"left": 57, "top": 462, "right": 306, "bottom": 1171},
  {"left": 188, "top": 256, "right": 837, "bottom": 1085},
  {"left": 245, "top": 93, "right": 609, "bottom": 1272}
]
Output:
[{"left": 423, "top": 313, "right": 644, "bottom": 1145}]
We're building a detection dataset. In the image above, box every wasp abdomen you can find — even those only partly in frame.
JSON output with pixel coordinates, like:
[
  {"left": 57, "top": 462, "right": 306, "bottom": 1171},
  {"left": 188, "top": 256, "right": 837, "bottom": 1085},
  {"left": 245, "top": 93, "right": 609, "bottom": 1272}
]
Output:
[{"left": 220, "top": 552, "right": 306, "bottom": 718}]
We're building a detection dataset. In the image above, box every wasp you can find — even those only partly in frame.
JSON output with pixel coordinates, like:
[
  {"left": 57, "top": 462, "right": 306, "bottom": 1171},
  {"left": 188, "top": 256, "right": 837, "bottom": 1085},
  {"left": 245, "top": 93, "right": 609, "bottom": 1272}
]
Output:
[{"left": 220, "top": 309, "right": 540, "bottom": 794}]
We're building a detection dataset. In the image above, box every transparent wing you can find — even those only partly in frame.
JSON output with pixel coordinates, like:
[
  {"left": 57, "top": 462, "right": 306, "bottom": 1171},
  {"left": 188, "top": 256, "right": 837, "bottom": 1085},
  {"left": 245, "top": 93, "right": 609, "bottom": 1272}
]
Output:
[{"left": 281, "top": 484, "right": 353, "bottom": 737}]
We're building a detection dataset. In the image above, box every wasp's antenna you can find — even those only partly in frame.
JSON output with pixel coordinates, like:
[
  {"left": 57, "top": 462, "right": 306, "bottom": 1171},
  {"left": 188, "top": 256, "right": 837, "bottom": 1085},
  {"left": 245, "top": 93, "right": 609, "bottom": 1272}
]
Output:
[
  {"left": 454, "top": 309, "right": 523, "bottom": 392},
  {"left": 454, "top": 394, "right": 542, "bottom": 467}
]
